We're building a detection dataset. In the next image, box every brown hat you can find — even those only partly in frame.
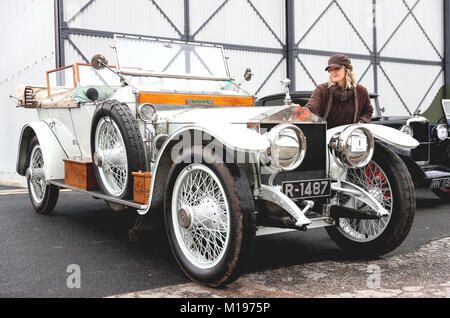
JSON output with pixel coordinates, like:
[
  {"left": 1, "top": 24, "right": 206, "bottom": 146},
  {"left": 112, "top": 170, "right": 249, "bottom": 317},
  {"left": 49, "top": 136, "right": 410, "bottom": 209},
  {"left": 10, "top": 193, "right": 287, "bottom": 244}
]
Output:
[{"left": 325, "top": 54, "right": 353, "bottom": 71}]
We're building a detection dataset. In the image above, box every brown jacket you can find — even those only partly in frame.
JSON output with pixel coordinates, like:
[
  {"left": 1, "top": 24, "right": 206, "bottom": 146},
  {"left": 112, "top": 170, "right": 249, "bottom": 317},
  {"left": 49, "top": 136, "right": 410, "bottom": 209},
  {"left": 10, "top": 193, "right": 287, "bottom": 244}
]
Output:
[{"left": 305, "top": 83, "right": 373, "bottom": 124}]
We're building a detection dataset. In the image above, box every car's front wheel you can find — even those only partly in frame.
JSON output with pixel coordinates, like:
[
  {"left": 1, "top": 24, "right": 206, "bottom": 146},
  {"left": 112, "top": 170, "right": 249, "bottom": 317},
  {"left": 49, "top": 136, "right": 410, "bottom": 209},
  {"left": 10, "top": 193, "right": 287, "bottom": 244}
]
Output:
[
  {"left": 326, "top": 144, "right": 415, "bottom": 256},
  {"left": 164, "top": 146, "right": 255, "bottom": 287}
]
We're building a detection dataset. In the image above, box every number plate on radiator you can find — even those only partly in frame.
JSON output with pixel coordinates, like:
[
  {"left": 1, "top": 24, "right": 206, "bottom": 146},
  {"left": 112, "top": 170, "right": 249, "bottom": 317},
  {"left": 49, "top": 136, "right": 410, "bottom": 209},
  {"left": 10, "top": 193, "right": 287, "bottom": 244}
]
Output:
[{"left": 282, "top": 179, "right": 331, "bottom": 199}]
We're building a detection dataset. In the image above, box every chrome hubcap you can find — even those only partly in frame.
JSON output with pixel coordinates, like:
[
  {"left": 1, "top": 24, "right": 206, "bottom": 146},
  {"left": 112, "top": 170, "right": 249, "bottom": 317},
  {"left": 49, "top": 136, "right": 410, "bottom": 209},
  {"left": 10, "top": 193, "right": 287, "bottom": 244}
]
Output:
[{"left": 178, "top": 207, "right": 193, "bottom": 229}]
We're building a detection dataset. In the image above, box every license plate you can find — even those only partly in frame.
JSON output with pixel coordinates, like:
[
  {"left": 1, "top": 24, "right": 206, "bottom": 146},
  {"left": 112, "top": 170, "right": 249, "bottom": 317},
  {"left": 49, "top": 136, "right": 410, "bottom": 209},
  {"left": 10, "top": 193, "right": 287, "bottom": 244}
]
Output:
[
  {"left": 430, "top": 178, "right": 450, "bottom": 189},
  {"left": 282, "top": 179, "right": 331, "bottom": 199}
]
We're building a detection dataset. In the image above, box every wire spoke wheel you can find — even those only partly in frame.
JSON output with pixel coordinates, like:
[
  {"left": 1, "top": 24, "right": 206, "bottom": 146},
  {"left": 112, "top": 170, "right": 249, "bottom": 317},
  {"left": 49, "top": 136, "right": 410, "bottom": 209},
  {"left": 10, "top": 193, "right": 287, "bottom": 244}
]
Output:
[
  {"left": 338, "top": 161, "right": 393, "bottom": 242},
  {"left": 95, "top": 117, "right": 128, "bottom": 197},
  {"left": 171, "top": 164, "right": 231, "bottom": 270},
  {"left": 327, "top": 145, "right": 414, "bottom": 256},
  {"left": 29, "top": 144, "right": 46, "bottom": 204}
]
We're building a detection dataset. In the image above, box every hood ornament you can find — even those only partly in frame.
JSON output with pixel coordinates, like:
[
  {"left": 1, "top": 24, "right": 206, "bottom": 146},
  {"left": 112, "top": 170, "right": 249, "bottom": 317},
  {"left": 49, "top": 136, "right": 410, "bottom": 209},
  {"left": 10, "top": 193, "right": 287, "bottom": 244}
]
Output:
[{"left": 280, "top": 78, "right": 292, "bottom": 106}]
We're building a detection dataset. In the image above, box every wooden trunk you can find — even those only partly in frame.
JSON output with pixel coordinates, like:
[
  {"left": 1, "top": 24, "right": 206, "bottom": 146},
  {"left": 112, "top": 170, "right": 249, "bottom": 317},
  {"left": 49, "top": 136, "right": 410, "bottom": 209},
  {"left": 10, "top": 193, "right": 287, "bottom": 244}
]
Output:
[
  {"left": 64, "top": 159, "right": 98, "bottom": 191},
  {"left": 132, "top": 171, "right": 152, "bottom": 205}
]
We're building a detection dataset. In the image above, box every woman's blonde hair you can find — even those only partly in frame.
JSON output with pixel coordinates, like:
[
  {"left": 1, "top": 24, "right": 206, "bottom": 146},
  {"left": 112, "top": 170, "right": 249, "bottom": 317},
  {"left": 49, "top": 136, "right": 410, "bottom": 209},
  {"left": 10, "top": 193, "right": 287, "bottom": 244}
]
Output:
[{"left": 328, "top": 67, "right": 357, "bottom": 89}]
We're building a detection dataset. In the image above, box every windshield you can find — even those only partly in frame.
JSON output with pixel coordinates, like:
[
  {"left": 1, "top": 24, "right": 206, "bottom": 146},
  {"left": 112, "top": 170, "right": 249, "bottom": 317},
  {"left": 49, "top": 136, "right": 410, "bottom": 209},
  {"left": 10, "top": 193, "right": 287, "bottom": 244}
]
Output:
[{"left": 114, "top": 35, "right": 248, "bottom": 95}]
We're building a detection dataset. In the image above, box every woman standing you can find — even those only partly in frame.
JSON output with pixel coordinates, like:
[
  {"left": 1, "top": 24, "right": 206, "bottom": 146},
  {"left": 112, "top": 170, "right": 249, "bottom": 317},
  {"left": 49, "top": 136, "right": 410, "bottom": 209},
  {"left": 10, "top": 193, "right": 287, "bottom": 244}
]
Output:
[{"left": 305, "top": 54, "right": 373, "bottom": 128}]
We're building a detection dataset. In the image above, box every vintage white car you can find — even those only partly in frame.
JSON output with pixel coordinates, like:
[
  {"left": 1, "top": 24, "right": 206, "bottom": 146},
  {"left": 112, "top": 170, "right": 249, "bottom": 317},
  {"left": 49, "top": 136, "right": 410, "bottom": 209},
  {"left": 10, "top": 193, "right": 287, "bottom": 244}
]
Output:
[{"left": 15, "top": 35, "right": 419, "bottom": 287}]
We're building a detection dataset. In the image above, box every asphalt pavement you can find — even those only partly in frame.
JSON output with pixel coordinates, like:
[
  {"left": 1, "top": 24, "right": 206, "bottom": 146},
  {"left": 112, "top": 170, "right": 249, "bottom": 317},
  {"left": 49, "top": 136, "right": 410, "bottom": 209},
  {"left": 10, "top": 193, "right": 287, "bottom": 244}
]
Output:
[{"left": 0, "top": 187, "right": 449, "bottom": 298}]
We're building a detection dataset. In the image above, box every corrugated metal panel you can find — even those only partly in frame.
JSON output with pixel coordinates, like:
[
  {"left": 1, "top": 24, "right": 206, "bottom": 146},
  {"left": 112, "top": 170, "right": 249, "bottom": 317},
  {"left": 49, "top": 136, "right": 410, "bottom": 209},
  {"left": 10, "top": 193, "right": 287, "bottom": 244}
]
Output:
[
  {"left": 376, "top": 0, "right": 409, "bottom": 50},
  {"left": 351, "top": 58, "right": 374, "bottom": 93},
  {"left": 378, "top": 62, "right": 444, "bottom": 116},
  {"left": 295, "top": 66, "right": 318, "bottom": 92},
  {"left": 64, "top": 0, "right": 183, "bottom": 38},
  {"left": 65, "top": 34, "right": 116, "bottom": 65},
  {"left": 189, "top": 0, "right": 224, "bottom": 35},
  {"left": 416, "top": 71, "right": 445, "bottom": 115},
  {"left": 294, "top": 0, "right": 334, "bottom": 45},
  {"left": 377, "top": 0, "right": 443, "bottom": 61},
  {"left": 154, "top": 0, "right": 185, "bottom": 34},
  {"left": 224, "top": 49, "right": 285, "bottom": 98},
  {"left": 381, "top": 14, "right": 443, "bottom": 61},
  {"left": 0, "top": 0, "right": 55, "bottom": 186},
  {"left": 191, "top": 0, "right": 285, "bottom": 48},
  {"left": 296, "top": 0, "right": 372, "bottom": 55},
  {"left": 0, "top": 0, "right": 55, "bottom": 82},
  {"left": 411, "top": 0, "right": 444, "bottom": 57},
  {"left": 335, "top": 0, "right": 373, "bottom": 51},
  {"left": 296, "top": 54, "right": 330, "bottom": 89}
]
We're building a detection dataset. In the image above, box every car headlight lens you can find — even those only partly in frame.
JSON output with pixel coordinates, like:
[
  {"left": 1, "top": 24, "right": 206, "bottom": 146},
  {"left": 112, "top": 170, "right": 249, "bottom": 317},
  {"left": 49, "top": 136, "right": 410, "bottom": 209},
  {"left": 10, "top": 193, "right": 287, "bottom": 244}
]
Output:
[
  {"left": 267, "top": 124, "right": 307, "bottom": 171},
  {"left": 330, "top": 125, "right": 375, "bottom": 169},
  {"left": 434, "top": 124, "right": 449, "bottom": 141},
  {"left": 400, "top": 125, "right": 414, "bottom": 137},
  {"left": 138, "top": 103, "right": 158, "bottom": 122}
]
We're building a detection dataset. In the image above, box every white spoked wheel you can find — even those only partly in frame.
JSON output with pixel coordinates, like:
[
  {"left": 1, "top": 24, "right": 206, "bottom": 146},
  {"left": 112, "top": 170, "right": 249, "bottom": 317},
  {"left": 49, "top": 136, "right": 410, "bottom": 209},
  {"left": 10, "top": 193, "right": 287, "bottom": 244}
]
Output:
[
  {"left": 327, "top": 146, "right": 415, "bottom": 256},
  {"left": 29, "top": 144, "right": 46, "bottom": 204},
  {"left": 95, "top": 117, "right": 129, "bottom": 197},
  {"left": 164, "top": 146, "right": 255, "bottom": 287},
  {"left": 171, "top": 164, "right": 231, "bottom": 269},
  {"left": 338, "top": 161, "right": 393, "bottom": 242}
]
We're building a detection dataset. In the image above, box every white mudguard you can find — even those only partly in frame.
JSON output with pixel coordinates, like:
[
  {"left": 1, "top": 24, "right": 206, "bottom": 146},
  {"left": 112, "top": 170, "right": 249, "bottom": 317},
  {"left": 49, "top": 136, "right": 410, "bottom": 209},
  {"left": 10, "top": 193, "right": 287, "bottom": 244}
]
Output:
[
  {"left": 17, "top": 120, "right": 80, "bottom": 180},
  {"left": 138, "top": 124, "right": 270, "bottom": 215},
  {"left": 327, "top": 123, "right": 419, "bottom": 180},
  {"left": 327, "top": 124, "right": 420, "bottom": 149},
  {"left": 167, "top": 123, "right": 270, "bottom": 152}
]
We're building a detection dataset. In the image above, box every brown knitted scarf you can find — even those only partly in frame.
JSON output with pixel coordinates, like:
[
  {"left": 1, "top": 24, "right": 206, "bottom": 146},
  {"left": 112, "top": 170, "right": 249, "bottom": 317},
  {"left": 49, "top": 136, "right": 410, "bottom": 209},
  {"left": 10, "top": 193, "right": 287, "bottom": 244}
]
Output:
[{"left": 329, "top": 85, "right": 354, "bottom": 102}]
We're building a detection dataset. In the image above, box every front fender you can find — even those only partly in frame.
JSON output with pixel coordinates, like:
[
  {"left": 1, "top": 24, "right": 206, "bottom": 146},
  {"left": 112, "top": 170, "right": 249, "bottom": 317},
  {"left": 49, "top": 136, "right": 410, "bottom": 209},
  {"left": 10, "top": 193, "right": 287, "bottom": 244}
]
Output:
[
  {"left": 326, "top": 123, "right": 419, "bottom": 179},
  {"left": 188, "top": 122, "right": 270, "bottom": 152},
  {"left": 327, "top": 124, "right": 419, "bottom": 149},
  {"left": 137, "top": 124, "right": 269, "bottom": 215},
  {"left": 16, "top": 121, "right": 76, "bottom": 179}
]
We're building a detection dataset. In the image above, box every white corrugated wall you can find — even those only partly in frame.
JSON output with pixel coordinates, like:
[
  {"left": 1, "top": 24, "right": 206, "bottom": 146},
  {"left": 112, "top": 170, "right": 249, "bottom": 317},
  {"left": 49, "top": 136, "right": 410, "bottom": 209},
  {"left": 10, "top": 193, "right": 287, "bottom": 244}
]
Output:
[
  {"left": 0, "top": 0, "right": 55, "bottom": 187},
  {"left": 295, "top": 0, "right": 444, "bottom": 116}
]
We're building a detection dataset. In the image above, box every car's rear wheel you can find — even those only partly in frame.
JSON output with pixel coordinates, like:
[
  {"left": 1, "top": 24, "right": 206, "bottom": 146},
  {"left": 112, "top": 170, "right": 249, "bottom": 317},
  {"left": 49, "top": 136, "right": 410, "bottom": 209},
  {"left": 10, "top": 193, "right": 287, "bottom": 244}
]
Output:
[
  {"left": 326, "top": 145, "right": 415, "bottom": 256},
  {"left": 26, "top": 136, "right": 59, "bottom": 214},
  {"left": 91, "top": 101, "right": 146, "bottom": 200},
  {"left": 164, "top": 146, "right": 255, "bottom": 287}
]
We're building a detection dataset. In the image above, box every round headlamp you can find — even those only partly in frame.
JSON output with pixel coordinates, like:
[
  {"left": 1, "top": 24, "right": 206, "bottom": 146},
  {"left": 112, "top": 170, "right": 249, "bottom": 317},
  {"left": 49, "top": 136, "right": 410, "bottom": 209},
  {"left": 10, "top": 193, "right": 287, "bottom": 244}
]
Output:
[
  {"left": 266, "top": 124, "right": 307, "bottom": 171},
  {"left": 329, "top": 125, "right": 375, "bottom": 169},
  {"left": 138, "top": 103, "right": 158, "bottom": 122},
  {"left": 400, "top": 125, "right": 414, "bottom": 137},
  {"left": 434, "top": 124, "right": 449, "bottom": 141}
]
